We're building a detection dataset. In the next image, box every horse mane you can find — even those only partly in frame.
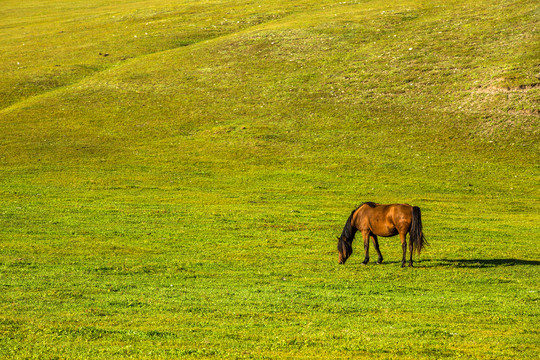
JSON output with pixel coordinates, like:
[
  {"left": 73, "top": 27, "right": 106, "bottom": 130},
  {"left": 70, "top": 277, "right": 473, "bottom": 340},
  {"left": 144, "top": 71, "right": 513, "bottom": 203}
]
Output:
[
  {"left": 337, "top": 206, "right": 357, "bottom": 255},
  {"left": 340, "top": 203, "right": 376, "bottom": 238},
  {"left": 339, "top": 202, "right": 376, "bottom": 243},
  {"left": 340, "top": 207, "right": 359, "bottom": 241}
]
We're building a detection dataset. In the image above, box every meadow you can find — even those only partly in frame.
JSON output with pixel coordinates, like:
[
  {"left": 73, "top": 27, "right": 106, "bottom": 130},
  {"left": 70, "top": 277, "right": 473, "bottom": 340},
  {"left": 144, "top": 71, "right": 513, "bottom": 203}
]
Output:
[{"left": 0, "top": 0, "right": 539, "bottom": 358}]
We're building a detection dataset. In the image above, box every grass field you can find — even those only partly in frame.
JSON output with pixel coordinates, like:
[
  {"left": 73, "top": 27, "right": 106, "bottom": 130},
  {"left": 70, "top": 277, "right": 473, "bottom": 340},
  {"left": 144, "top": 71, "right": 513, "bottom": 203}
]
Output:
[{"left": 1, "top": 0, "right": 539, "bottom": 358}]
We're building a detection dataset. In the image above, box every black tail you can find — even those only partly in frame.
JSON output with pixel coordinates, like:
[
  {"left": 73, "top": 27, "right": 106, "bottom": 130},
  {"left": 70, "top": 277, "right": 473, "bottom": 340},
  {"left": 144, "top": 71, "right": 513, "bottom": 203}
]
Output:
[{"left": 410, "top": 206, "right": 427, "bottom": 255}]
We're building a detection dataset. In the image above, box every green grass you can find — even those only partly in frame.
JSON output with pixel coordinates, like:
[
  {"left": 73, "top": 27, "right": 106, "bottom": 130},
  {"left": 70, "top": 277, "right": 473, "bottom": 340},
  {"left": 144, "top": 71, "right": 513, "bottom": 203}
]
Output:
[{"left": 1, "top": 0, "right": 539, "bottom": 358}]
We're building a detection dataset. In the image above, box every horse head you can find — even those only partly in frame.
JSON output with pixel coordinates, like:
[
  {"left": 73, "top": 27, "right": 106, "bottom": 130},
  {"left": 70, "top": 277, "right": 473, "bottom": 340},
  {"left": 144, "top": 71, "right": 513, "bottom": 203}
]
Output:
[{"left": 337, "top": 236, "right": 353, "bottom": 264}]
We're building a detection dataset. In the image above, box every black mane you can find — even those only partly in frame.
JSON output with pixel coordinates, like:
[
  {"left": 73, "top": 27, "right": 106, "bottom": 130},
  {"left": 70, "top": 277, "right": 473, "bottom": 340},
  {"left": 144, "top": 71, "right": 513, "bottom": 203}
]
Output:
[
  {"left": 339, "top": 202, "right": 376, "bottom": 241},
  {"left": 340, "top": 208, "right": 358, "bottom": 241}
]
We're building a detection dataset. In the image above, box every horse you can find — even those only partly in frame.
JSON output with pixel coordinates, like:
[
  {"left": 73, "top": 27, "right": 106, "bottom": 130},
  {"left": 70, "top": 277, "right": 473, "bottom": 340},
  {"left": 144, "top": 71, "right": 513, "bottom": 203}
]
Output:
[{"left": 337, "top": 202, "right": 427, "bottom": 267}]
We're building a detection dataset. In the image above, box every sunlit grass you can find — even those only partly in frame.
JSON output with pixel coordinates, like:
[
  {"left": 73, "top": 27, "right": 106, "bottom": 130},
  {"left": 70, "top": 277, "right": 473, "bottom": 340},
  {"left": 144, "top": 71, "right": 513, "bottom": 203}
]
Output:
[{"left": 1, "top": 0, "right": 539, "bottom": 358}]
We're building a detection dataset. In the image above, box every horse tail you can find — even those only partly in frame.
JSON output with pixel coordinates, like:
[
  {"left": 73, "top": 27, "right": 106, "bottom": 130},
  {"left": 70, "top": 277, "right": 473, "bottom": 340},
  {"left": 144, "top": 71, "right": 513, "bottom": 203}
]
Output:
[{"left": 410, "top": 206, "right": 427, "bottom": 255}]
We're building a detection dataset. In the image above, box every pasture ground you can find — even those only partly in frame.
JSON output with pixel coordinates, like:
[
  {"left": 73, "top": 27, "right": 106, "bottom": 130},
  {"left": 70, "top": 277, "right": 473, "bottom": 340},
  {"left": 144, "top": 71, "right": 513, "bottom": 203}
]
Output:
[{"left": 1, "top": 0, "right": 539, "bottom": 358}]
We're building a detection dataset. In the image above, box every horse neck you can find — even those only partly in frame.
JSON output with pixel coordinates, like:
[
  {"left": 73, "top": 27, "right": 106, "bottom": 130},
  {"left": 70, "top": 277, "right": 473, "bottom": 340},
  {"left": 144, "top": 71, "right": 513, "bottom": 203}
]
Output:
[{"left": 341, "top": 217, "right": 357, "bottom": 241}]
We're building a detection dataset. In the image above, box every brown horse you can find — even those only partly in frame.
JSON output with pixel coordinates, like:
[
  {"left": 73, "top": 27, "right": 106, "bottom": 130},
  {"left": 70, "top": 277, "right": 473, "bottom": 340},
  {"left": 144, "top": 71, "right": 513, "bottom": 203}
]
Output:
[{"left": 337, "top": 202, "right": 427, "bottom": 267}]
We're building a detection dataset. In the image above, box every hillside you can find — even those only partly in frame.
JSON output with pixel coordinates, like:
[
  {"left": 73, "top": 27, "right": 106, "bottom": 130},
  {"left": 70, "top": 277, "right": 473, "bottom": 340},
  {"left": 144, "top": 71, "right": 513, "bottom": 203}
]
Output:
[{"left": 1, "top": 0, "right": 539, "bottom": 359}]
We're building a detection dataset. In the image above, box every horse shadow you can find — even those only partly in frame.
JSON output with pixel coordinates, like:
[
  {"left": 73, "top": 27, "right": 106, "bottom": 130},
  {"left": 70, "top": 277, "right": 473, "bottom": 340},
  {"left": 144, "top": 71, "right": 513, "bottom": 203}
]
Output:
[{"left": 423, "top": 258, "right": 540, "bottom": 268}]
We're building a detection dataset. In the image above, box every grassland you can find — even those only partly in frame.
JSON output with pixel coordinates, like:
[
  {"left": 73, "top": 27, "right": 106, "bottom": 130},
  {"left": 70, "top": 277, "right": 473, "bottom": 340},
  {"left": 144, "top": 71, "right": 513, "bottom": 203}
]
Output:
[{"left": 1, "top": 0, "right": 539, "bottom": 358}]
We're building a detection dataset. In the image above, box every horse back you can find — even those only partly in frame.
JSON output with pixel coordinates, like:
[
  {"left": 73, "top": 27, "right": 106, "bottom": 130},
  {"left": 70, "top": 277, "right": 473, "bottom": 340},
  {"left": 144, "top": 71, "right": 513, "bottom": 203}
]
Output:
[
  {"left": 388, "top": 204, "right": 414, "bottom": 230},
  {"left": 353, "top": 203, "right": 413, "bottom": 236}
]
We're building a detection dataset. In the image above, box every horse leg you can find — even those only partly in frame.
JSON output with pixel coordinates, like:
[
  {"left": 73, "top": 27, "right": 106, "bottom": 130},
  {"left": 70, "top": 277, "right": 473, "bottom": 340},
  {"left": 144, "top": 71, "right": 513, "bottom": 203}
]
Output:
[
  {"left": 371, "top": 234, "right": 383, "bottom": 264},
  {"left": 400, "top": 232, "right": 407, "bottom": 268},
  {"left": 362, "top": 231, "right": 370, "bottom": 265}
]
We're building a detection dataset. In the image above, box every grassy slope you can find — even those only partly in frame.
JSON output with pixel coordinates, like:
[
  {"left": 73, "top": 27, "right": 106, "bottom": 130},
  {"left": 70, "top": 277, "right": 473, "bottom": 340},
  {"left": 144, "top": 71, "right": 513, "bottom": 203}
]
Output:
[{"left": 1, "top": 0, "right": 539, "bottom": 358}]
